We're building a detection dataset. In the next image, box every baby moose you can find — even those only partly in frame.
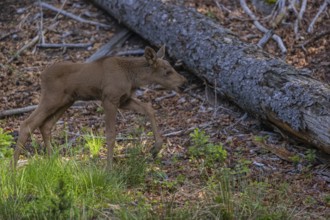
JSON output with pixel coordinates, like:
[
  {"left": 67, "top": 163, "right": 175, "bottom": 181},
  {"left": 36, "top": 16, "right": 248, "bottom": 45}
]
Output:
[{"left": 13, "top": 46, "right": 187, "bottom": 168}]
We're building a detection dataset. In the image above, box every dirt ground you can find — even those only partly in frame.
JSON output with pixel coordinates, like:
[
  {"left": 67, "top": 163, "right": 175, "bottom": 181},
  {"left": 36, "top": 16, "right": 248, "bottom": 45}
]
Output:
[{"left": 1, "top": 0, "right": 329, "bottom": 218}]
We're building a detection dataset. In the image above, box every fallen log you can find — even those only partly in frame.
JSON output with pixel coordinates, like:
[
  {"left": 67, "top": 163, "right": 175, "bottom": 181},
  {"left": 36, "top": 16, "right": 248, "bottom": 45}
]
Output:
[{"left": 91, "top": 0, "right": 330, "bottom": 153}]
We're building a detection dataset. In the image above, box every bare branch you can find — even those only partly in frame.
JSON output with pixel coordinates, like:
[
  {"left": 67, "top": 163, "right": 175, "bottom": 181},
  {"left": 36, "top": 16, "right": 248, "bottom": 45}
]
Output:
[
  {"left": 86, "top": 28, "right": 132, "bottom": 62},
  {"left": 155, "top": 91, "right": 177, "bottom": 102},
  {"left": 37, "top": 43, "right": 93, "bottom": 48},
  {"left": 164, "top": 120, "right": 218, "bottom": 137},
  {"left": 38, "top": 0, "right": 45, "bottom": 44},
  {"left": 296, "top": 30, "right": 330, "bottom": 48},
  {"left": 7, "top": 30, "right": 46, "bottom": 63},
  {"left": 257, "top": 29, "right": 274, "bottom": 48},
  {"left": 0, "top": 105, "right": 38, "bottom": 118},
  {"left": 214, "top": 0, "right": 232, "bottom": 13},
  {"left": 115, "top": 49, "right": 145, "bottom": 56},
  {"left": 0, "top": 30, "right": 19, "bottom": 41},
  {"left": 239, "top": 0, "right": 287, "bottom": 54},
  {"left": 0, "top": 101, "right": 89, "bottom": 119},
  {"left": 294, "top": 0, "right": 307, "bottom": 39},
  {"left": 308, "top": 0, "right": 329, "bottom": 33},
  {"left": 39, "top": 2, "right": 111, "bottom": 28}
]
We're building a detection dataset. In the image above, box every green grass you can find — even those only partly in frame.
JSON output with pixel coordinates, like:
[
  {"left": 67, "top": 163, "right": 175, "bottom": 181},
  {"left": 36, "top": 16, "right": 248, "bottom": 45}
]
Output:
[
  {"left": 0, "top": 156, "right": 129, "bottom": 219},
  {"left": 0, "top": 129, "right": 301, "bottom": 219}
]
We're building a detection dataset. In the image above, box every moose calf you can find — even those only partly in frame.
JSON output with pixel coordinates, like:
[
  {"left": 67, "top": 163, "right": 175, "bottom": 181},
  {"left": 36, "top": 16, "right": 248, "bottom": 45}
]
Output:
[{"left": 13, "top": 46, "right": 187, "bottom": 168}]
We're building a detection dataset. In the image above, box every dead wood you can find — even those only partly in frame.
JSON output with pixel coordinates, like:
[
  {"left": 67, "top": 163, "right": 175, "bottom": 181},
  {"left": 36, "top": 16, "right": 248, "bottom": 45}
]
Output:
[
  {"left": 39, "top": 2, "right": 110, "bottom": 28},
  {"left": 307, "top": 0, "right": 329, "bottom": 33},
  {"left": 294, "top": 0, "right": 307, "bottom": 39},
  {"left": 297, "top": 30, "right": 330, "bottom": 48},
  {"left": 0, "top": 105, "right": 38, "bottom": 118},
  {"left": 86, "top": 28, "right": 132, "bottom": 62},
  {"left": 8, "top": 30, "right": 46, "bottom": 63},
  {"left": 91, "top": 0, "right": 330, "bottom": 153},
  {"left": 115, "top": 49, "right": 145, "bottom": 57},
  {"left": 0, "top": 30, "right": 19, "bottom": 41},
  {"left": 37, "top": 43, "right": 93, "bottom": 48},
  {"left": 0, "top": 101, "right": 89, "bottom": 119},
  {"left": 239, "top": 0, "right": 287, "bottom": 54}
]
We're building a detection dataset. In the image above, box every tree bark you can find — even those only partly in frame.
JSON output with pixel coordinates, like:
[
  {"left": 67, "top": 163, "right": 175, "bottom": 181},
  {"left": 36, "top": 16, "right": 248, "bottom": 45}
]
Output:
[{"left": 90, "top": 0, "right": 330, "bottom": 153}]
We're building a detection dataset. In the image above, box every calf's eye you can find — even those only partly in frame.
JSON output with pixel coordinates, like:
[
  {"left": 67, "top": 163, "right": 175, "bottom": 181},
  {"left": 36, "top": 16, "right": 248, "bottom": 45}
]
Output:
[{"left": 165, "top": 71, "right": 172, "bottom": 76}]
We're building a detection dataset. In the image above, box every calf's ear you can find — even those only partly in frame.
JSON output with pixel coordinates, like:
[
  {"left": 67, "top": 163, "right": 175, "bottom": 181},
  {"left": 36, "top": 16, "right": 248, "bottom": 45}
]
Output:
[
  {"left": 156, "top": 45, "right": 165, "bottom": 59},
  {"left": 145, "top": 46, "right": 157, "bottom": 66}
]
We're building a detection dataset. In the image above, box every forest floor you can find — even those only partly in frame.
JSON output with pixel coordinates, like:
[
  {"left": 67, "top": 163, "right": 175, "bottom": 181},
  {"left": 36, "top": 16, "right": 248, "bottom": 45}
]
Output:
[{"left": 1, "top": 0, "right": 330, "bottom": 219}]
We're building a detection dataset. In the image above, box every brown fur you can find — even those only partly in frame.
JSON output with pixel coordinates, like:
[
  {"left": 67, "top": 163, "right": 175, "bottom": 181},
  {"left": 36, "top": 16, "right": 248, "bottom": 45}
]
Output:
[{"left": 13, "top": 46, "right": 187, "bottom": 168}]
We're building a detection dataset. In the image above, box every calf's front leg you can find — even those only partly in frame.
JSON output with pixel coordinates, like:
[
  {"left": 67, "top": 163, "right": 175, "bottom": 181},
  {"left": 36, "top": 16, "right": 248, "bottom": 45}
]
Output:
[
  {"left": 120, "top": 98, "right": 163, "bottom": 157},
  {"left": 102, "top": 99, "right": 118, "bottom": 169}
]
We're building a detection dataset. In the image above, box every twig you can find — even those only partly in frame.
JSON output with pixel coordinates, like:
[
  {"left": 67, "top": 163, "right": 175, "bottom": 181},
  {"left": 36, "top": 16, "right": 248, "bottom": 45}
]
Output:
[
  {"left": 39, "top": 2, "right": 110, "bottom": 28},
  {"left": 307, "top": 0, "right": 329, "bottom": 33},
  {"left": 296, "top": 30, "right": 330, "bottom": 48},
  {"left": 155, "top": 91, "right": 177, "bottom": 102},
  {"left": 67, "top": 132, "right": 140, "bottom": 141},
  {"left": 214, "top": 0, "right": 232, "bottom": 13},
  {"left": 0, "top": 105, "right": 38, "bottom": 118},
  {"left": 288, "top": 0, "right": 299, "bottom": 16},
  {"left": 0, "top": 101, "right": 89, "bottom": 119},
  {"left": 86, "top": 28, "right": 132, "bottom": 62},
  {"left": 294, "top": 0, "right": 307, "bottom": 39},
  {"left": 37, "top": 43, "right": 93, "bottom": 48},
  {"left": 38, "top": 0, "right": 45, "bottom": 44},
  {"left": 269, "top": 0, "right": 287, "bottom": 29},
  {"left": 7, "top": 30, "right": 46, "bottom": 63},
  {"left": 223, "top": 113, "right": 248, "bottom": 132},
  {"left": 0, "top": 30, "right": 19, "bottom": 41},
  {"left": 257, "top": 29, "right": 274, "bottom": 48},
  {"left": 164, "top": 121, "right": 217, "bottom": 137},
  {"left": 115, "top": 49, "right": 145, "bottom": 56},
  {"left": 52, "top": 0, "right": 68, "bottom": 21},
  {"left": 239, "top": 0, "right": 287, "bottom": 54},
  {"left": 252, "top": 139, "right": 294, "bottom": 162}
]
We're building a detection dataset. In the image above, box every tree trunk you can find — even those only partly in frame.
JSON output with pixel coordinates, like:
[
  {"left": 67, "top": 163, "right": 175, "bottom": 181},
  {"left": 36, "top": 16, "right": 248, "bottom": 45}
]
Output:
[{"left": 91, "top": 0, "right": 330, "bottom": 153}]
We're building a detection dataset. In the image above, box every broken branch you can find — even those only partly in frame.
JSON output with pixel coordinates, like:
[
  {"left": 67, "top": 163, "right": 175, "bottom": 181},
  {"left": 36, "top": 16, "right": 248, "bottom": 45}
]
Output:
[
  {"left": 0, "top": 101, "right": 89, "bottom": 119},
  {"left": 164, "top": 121, "right": 217, "bottom": 137},
  {"left": 86, "top": 28, "right": 132, "bottom": 62},
  {"left": 307, "top": 0, "right": 329, "bottom": 33},
  {"left": 37, "top": 42, "right": 93, "bottom": 48},
  {"left": 239, "top": 0, "right": 287, "bottom": 54},
  {"left": 39, "top": 2, "right": 110, "bottom": 28},
  {"left": 8, "top": 30, "right": 46, "bottom": 63},
  {"left": 0, "top": 30, "right": 19, "bottom": 41},
  {"left": 257, "top": 29, "right": 274, "bottom": 48},
  {"left": 294, "top": 0, "right": 307, "bottom": 39},
  {"left": 297, "top": 30, "right": 330, "bottom": 48},
  {"left": 115, "top": 49, "right": 145, "bottom": 57}
]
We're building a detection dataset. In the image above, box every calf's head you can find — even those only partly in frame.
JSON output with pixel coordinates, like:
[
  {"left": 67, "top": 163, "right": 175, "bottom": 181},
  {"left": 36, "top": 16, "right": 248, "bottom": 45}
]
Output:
[{"left": 145, "top": 46, "right": 187, "bottom": 92}]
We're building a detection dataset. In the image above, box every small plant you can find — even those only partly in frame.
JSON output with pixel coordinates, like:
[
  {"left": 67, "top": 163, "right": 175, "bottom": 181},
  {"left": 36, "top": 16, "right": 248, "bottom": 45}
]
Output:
[
  {"left": 0, "top": 128, "right": 14, "bottom": 158},
  {"left": 305, "top": 149, "right": 316, "bottom": 164},
  {"left": 188, "top": 128, "right": 227, "bottom": 168},
  {"left": 233, "top": 159, "right": 252, "bottom": 175},
  {"left": 83, "top": 131, "right": 105, "bottom": 158},
  {"left": 289, "top": 154, "right": 301, "bottom": 166},
  {"left": 324, "top": 194, "right": 330, "bottom": 205},
  {"left": 253, "top": 135, "right": 269, "bottom": 143}
]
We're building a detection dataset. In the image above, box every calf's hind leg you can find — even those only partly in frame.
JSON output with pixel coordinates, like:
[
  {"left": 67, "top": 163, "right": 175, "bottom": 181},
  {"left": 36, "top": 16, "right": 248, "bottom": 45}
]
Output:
[
  {"left": 39, "top": 102, "right": 73, "bottom": 156},
  {"left": 13, "top": 97, "right": 71, "bottom": 167}
]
